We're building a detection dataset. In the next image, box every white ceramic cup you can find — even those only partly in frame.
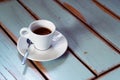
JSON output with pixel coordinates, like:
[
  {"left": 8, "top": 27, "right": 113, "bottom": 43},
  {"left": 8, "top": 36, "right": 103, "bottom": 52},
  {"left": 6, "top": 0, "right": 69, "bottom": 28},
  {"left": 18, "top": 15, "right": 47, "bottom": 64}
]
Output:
[{"left": 20, "top": 20, "right": 56, "bottom": 50}]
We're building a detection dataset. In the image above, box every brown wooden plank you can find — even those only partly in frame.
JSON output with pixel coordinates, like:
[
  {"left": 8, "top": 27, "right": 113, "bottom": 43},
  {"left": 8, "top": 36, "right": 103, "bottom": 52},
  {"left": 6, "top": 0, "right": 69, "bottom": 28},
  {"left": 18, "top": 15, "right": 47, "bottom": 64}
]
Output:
[{"left": 0, "top": 0, "right": 9, "bottom": 3}]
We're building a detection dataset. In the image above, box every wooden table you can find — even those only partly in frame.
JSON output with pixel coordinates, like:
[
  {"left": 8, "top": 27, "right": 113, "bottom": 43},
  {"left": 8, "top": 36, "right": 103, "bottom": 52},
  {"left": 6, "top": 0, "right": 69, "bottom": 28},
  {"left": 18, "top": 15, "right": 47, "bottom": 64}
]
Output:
[{"left": 0, "top": 0, "right": 120, "bottom": 80}]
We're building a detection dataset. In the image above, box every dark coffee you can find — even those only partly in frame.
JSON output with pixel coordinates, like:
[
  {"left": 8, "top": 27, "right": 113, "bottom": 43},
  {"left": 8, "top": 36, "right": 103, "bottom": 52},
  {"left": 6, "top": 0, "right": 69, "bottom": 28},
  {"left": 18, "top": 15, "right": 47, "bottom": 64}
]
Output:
[{"left": 33, "top": 27, "right": 51, "bottom": 35}]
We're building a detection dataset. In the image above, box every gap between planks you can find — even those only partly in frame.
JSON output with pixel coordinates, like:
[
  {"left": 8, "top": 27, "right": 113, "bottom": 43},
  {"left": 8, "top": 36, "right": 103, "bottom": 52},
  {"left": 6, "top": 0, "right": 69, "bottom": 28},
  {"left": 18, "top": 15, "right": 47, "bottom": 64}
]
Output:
[
  {"left": 17, "top": 0, "right": 50, "bottom": 79},
  {"left": 92, "top": 64, "right": 120, "bottom": 80},
  {"left": 2, "top": 0, "right": 119, "bottom": 79},
  {"left": 69, "top": 47, "right": 120, "bottom": 80},
  {"left": 0, "top": 23, "right": 49, "bottom": 80},
  {"left": 55, "top": 0, "right": 120, "bottom": 79},
  {"left": 55, "top": 0, "right": 120, "bottom": 55},
  {"left": 17, "top": 0, "right": 98, "bottom": 77},
  {"left": 16, "top": 0, "right": 100, "bottom": 79},
  {"left": 18, "top": 0, "right": 120, "bottom": 78},
  {"left": 68, "top": 47, "right": 97, "bottom": 78},
  {"left": 17, "top": 0, "right": 40, "bottom": 20},
  {"left": 93, "top": 0, "right": 120, "bottom": 21}
]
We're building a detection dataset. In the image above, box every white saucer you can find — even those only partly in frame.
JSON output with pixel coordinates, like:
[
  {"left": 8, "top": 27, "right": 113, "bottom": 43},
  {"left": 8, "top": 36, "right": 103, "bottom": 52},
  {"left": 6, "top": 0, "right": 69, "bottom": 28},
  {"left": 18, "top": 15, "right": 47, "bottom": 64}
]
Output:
[{"left": 17, "top": 31, "right": 68, "bottom": 61}]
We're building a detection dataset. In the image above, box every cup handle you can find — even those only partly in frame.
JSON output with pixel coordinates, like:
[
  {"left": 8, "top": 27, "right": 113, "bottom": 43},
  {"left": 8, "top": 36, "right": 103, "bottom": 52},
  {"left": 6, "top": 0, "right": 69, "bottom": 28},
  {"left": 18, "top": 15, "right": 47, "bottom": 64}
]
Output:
[
  {"left": 52, "top": 31, "right": 62, "bottom": 41},
  {"left": 20, "top": 27, "right": 29, "bottom": 38}
]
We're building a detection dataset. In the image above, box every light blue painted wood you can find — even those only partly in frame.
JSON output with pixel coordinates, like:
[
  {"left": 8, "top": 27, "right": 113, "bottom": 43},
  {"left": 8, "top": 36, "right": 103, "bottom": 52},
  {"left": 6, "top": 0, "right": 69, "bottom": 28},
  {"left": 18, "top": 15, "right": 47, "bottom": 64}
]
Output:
[
  {"left": 98, "top": 0, "right": 120, "bottom": 17},
  {"left": 21, "top": 0, "right": 120, "bottom": 75},
  {"left": 42, "top": 51, "right": 94, "bottom": 80},
  {"left": 0, "top": 1, "right": 94, "bottom": 79},
  {"left": 0, "top": 0, "right": 34, "bottom": 38},
  {"left": 97, "top": 67, "right": 120, "bottom": 80},
  {"left": 0, "top": 29, "right": 45, "bottom": 80},
  {"left": 60, "top": 0, "right": 120, "bottom": 49}
]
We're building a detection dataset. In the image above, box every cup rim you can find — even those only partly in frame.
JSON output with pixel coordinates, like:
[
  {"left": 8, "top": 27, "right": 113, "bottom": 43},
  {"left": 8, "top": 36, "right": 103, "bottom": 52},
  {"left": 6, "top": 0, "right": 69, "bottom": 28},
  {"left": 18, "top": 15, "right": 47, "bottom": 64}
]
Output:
[{"left": 28, "top": 20, "right": 56, "bottom": 36}]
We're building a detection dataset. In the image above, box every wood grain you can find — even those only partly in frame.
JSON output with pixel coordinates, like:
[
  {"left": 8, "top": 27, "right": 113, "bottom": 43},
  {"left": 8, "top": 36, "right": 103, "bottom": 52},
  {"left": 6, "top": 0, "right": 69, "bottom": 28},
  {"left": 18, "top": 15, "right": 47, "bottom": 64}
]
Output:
[
  {"left": 58, "top": 0, "right": 120, "bottom": 52},
  {"left": 18, "top": 0, "right": 95, "bottom": 79},
  {"left": 0, "top": 0, "right": 94, "bottom": 80},
  {"left": 0, "top": 0, "right": 48, "bottom": 79},
  {"left": 62, "top": 2, "right": 86, "bottom": 22},
  {"left": 18, "top": 0, "right": 39, "bottom": 20},
  {"left": 55, "top": 0, "right": 120, "bottom": 54},
  {"left": 93, "top": 0, "right": 120, "bottom": 20},
  {"left": 40, "top": 51, "right": 94, "bottom": 80},
  {"left": 0, "top": 28, "right": 45, "bottom": 80},
  {"left": 19, "top": 0, "right": 120, "bottom": 76},
  {"left": 96, "top": 66, "right": 120, "bottom": 80},
  {"left": 0, "top": 0, "right": 120, "bottom": 79},
  {"left": 0, "top": 22, "right": 17, "bottom": 44}
]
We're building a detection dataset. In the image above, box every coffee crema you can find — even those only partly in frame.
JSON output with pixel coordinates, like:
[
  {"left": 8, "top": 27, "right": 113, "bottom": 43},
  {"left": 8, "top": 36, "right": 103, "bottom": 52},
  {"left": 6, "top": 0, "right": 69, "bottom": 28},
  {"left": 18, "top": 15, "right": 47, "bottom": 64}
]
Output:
[{"left": 33, "top": 27, "right": 51, "bottom": 35}]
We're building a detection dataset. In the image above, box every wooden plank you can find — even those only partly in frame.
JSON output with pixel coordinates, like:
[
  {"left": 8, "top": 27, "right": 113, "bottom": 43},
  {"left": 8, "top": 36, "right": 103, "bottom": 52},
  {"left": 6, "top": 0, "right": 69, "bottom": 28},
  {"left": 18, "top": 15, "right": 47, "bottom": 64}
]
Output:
[
  {"left": 0, "top": 0, "right": 34, "bottom": 38},
  {"left": 19, "top": 0, "right": 120, "bottom": 75},
  {"left": 55, "top": 1, "right": 120, "bottom": 54},
  {"left": 41, "top": 51, "right": 94, "bottom": 80},
  {"left": 93, "top": 0, "right": 120, "bottom": 20},
  {"left": 0, "top": 28, "right": 45, "bottom": 80},
  {"left": 58, "top": 0, "right": 120, "bottom": 51},
  {"left": 0, "top": 0, "right": 9, "bottom": 3},
  {"left": 96, "top": 66, "right": 120, "bottom": 80},
  {"left": 95, "top": 0, "right": 120, "bottom": 18},
  {"left": 0, "top": 0, "right": 94, "bottom": 80},
  {"left": 0, "top": 0, "right": 48, "bottom": 79}
]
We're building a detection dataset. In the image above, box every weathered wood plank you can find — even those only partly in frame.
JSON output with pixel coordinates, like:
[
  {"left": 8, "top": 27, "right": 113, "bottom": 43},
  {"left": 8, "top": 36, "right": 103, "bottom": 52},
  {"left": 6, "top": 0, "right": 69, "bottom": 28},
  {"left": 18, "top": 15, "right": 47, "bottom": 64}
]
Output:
[
  {"left": 93, "top": 0, "right": 120, "bottom": 20},
  {"left": 96, "top": 66, "right": 120, "bottom": 80},
  {"left": 42, "top": 51, "right": 94, "bottom": 80},
  {"left": 0, "top": 28, "right": 45, "bottom": 80},
  {"left": 0, "top": 0, "right": 94, "bottom": 80},
  {"left": 0, "top": 0, "right": 9, "bottom": 3},
  {"left": 59, "top": 0, "right": 120, "bottom": 51},
  {"left": 0, "top": 0, "right": 34, "bottom": 38},
  {"left": 0, "top": 0, "right": 48, "bottom": 79},
  {"left": 96, "top": 0, "right": 120, "bottom": 18},
  {"left": 19, "top": 0, "right": 120, "bottom": 75}
]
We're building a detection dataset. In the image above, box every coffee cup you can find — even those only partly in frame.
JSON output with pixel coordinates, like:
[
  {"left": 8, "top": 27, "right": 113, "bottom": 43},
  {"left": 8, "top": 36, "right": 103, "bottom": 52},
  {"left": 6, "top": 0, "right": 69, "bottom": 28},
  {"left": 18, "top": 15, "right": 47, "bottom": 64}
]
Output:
[{"left": 20, "top": 20, "right": 56, "bottom": 50}]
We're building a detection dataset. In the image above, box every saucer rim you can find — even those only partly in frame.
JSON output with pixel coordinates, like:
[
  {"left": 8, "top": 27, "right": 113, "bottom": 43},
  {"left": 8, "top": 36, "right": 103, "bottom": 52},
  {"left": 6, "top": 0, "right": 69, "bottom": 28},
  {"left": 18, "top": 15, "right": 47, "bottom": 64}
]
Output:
[{"left": 17, "top": 31, "right": 68, "bottom": 61}]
